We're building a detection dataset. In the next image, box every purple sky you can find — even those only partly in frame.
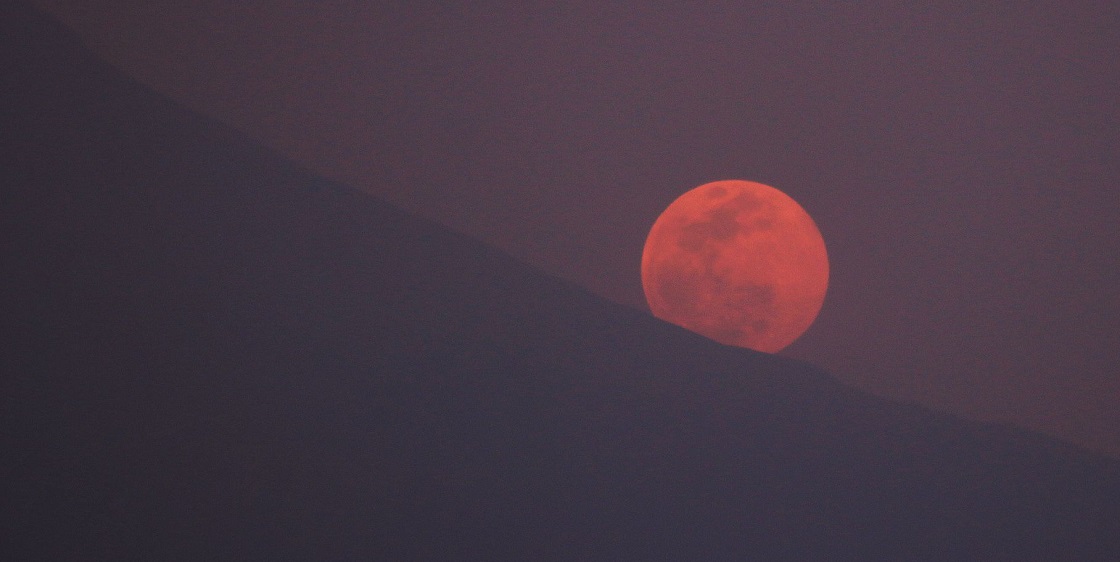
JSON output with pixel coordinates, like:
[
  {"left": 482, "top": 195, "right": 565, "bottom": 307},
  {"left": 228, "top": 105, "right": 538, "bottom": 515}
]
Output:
[{"left": 35, "top": 1, "right": 1120, "bottom": 456}]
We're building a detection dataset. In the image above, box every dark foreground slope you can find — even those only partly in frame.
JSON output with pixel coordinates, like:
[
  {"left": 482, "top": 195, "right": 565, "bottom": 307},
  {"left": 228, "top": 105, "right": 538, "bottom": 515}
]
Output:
[{"left": 4, "top": 3, "right": 1120, "bottom": 559}]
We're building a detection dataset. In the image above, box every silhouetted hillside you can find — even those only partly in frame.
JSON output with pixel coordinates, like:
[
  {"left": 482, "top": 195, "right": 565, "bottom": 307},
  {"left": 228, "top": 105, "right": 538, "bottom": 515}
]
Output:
[{"left": 4, "top": 2, "right": 1120, "bottom": 559}]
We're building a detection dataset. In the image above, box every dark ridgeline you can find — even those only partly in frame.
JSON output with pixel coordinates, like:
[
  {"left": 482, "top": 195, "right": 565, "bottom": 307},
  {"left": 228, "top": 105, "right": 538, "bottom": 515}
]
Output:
[{"left": 3, "top": 2, "right": 1119, "bottom": 559}]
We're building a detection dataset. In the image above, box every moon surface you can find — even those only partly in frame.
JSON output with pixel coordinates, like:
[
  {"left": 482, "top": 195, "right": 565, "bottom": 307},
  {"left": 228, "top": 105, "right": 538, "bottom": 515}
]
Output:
[{"left": 641, "top": 180, "right": 829, "bottom": 353}]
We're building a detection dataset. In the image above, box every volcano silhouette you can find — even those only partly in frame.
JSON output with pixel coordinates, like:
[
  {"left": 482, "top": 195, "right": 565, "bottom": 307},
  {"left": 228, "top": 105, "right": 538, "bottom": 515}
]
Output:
[{"left": 4, "top": 3, "right": 1120, "bottom": 559}]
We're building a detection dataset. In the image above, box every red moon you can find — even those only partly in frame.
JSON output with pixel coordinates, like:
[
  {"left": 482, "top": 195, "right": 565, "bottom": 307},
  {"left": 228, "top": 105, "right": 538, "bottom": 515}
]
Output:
[{"left": 641, "top": 180, "right": 829, "bottom": 353}]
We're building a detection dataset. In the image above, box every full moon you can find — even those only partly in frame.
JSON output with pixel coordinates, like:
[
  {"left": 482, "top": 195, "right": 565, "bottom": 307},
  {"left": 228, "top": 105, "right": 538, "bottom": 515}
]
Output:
[{"left": 641, "top": 180, "right": 829, "bottom": 353}]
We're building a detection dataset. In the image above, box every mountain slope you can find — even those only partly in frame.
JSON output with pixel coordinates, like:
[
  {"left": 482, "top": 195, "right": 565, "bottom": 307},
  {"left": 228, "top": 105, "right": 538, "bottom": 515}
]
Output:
[{"left": 4, "top": 2, "right": 1119, "bottom": 559}]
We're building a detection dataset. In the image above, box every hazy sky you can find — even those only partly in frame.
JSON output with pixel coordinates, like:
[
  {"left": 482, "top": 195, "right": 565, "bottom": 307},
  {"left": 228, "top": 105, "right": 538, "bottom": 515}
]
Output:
[{"left": 34, "top": 1, "right": 1120, "bottom": 456}]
